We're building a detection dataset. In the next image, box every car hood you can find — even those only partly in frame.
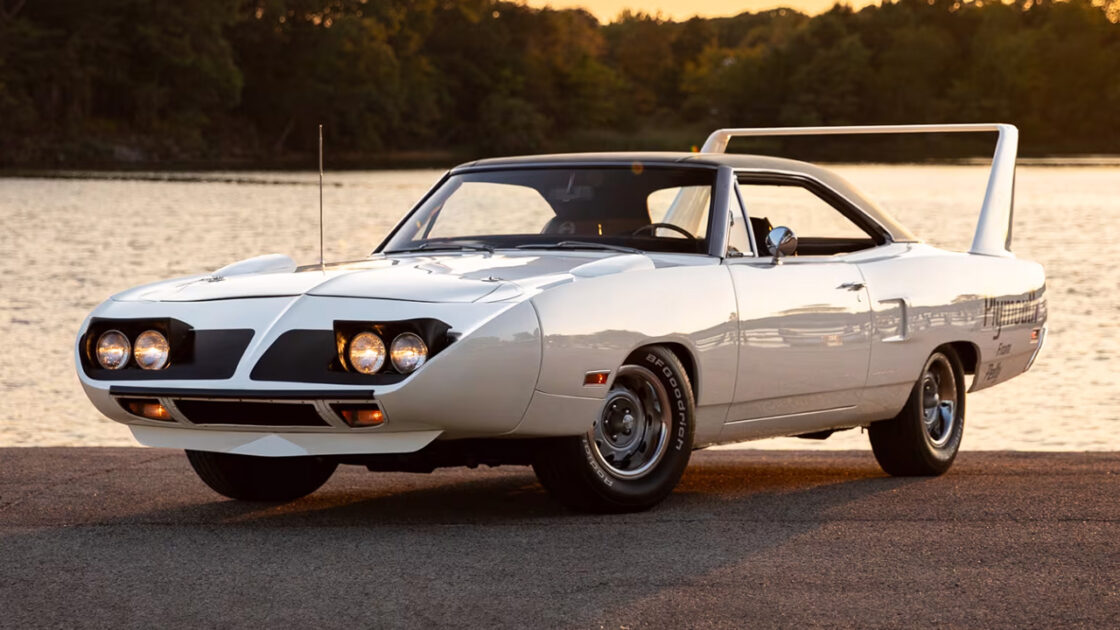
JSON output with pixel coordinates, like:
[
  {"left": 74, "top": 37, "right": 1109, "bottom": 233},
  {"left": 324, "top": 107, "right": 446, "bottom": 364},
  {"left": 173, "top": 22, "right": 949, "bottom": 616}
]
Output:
[{"left": 113, "top": 252, "right": 668, "bottom": 303}]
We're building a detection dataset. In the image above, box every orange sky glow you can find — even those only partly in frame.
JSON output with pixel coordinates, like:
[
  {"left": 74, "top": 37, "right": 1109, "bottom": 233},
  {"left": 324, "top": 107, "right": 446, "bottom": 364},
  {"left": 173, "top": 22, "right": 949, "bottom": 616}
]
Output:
[{"left": 525, "top": 0, "right": 879, "bottom": 21}]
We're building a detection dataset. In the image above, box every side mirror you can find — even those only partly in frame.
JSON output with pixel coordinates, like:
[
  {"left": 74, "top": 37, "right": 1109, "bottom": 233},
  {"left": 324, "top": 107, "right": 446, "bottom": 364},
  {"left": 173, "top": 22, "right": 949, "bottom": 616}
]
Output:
[{"left": 765, "top": 226, "right": 797, "bottom": 264}]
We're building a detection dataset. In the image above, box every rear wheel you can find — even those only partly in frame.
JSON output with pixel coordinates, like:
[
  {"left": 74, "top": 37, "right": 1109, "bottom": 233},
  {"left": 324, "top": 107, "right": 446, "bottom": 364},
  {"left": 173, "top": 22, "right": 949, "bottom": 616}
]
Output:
[
  {"left": 869, "top": 348, "right": 965, "bottom": 476},
  {"left": 533, "top": 347, "right": 695, "bottom": 513},
  {"left": 186, "top": 450, "right": 337, "bottom": 501}
]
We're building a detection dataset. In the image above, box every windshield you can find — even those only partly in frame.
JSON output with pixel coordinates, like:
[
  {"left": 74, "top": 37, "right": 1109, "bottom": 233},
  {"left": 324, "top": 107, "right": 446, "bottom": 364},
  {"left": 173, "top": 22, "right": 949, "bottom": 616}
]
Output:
[{"left": 380, "top": 167, "right": 716, "bottom": 255}]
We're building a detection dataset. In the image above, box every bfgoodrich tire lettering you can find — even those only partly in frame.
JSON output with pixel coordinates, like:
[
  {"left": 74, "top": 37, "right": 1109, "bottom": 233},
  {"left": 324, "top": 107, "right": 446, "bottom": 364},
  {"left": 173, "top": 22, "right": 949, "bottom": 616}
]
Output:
[
  {"left": 533, "top": 346, "right": 695, "bottom": 513},
  {"left": 186, "top": 450, "right": 337, "bottom": 501},
  {"left": 868, "top": 348, "right": 965, "bottom": 476}
]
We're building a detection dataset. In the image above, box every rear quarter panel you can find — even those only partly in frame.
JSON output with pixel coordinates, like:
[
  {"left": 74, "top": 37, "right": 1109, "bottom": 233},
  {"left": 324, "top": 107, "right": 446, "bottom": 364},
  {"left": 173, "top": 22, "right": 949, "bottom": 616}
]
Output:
[{"left": 855, "top": 244, "right": 1046, "bottom": 420}]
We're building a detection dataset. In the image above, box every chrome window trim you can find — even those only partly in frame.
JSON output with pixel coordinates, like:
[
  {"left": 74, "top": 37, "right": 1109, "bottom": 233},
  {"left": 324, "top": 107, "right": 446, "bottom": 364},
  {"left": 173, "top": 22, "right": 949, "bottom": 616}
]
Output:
[
  {"left": 732, "top": 168, "right": 895, "bottom": 249},
  {"left": 730, "top": 178, "right": 758, "bottom": 258},
  {"left": 377, "top": 162, "right": 726, "bottom": 258}
]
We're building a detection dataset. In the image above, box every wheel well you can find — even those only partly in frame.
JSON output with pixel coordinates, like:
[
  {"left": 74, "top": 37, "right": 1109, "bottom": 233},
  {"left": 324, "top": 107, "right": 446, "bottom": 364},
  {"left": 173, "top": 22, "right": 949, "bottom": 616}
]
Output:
[
  {"left": 626, "top": 342, "right": 698, "bottom": 398},
  {"left": 942, "top": 341, "right": 979, "bottom": 375}
]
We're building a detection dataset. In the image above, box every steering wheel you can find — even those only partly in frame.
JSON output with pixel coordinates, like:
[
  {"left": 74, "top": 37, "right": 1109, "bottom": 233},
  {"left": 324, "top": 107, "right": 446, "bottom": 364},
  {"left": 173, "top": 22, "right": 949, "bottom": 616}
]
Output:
[{"left": 631, "top": 223, "right": 696, "bottom": 240}]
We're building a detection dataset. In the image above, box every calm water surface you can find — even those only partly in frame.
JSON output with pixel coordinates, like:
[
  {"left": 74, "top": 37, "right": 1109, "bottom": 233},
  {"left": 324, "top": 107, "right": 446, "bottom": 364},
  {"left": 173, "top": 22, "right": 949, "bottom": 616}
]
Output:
[{"left": 0, "top": 164, "right": 1117, "bottom": 449}]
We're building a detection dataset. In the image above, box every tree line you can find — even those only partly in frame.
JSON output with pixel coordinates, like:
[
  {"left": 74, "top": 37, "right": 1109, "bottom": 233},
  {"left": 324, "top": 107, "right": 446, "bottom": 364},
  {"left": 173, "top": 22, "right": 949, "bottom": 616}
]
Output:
[{"left": 1, "top": 0, "right": 1118, "bottom": 168}]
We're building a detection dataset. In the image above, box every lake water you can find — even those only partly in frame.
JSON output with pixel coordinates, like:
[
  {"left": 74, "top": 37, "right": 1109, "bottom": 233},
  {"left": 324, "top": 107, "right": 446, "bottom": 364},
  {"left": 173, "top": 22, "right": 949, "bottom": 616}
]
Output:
[{"left": 0, "top": 164, "right": 1117, "bottom": 450}]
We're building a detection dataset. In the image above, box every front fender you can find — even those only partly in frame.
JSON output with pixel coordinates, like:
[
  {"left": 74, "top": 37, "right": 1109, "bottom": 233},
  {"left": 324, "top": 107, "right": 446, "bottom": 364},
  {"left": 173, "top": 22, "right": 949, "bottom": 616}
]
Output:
[{"left": 530, "top": 264, "right": 737, "bottom": 406}]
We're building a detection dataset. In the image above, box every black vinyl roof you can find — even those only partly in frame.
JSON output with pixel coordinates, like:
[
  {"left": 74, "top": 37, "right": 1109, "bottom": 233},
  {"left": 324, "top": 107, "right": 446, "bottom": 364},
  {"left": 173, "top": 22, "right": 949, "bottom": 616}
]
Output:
[{"left": 454, "top": 152, "right": 919, "bottom": 243}]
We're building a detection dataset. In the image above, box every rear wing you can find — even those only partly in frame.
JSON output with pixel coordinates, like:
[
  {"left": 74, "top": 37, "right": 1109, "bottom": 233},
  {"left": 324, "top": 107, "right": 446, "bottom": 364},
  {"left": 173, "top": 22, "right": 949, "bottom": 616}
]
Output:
[{"left": 701, "top": 124, "right": 1018, "bottom": 257}]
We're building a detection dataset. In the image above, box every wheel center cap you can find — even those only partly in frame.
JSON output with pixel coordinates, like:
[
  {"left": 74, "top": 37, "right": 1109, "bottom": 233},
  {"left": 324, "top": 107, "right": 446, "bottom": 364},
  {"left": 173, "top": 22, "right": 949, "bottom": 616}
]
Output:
[{"left": 600, "top": 391, "right": 643, "bottom": 450}]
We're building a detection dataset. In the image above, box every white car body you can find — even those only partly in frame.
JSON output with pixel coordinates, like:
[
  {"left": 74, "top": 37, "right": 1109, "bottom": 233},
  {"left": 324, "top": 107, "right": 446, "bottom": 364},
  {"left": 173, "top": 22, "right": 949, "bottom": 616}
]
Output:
[{"left": 77, "top": 125, "right": 1047, "bottom": 461}]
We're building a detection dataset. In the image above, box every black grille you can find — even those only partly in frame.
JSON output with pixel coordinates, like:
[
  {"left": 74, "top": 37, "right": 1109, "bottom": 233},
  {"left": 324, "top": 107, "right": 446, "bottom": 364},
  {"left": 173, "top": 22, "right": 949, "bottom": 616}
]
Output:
[{"left": 174, "top": 400, "right": 330, "bottom": 427}]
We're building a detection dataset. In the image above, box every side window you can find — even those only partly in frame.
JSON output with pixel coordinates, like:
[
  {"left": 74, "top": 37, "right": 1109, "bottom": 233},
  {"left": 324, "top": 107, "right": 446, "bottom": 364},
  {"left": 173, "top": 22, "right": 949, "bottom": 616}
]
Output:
[
  {"left": 726, "top": 184, "right": 754, "bottom": 256},
  {"left": 737, "top": 182, "right": 878, "bottom": 256}
]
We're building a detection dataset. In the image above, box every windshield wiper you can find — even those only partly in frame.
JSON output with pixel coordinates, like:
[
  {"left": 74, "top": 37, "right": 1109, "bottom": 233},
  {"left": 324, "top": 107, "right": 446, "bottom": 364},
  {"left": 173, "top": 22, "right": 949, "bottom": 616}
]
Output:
[
  {"left": 516, "top": 240, "right": 642, "bottom": 254},
  {"left": 385, "top": 240, "right": 494, "bottom": 255}
]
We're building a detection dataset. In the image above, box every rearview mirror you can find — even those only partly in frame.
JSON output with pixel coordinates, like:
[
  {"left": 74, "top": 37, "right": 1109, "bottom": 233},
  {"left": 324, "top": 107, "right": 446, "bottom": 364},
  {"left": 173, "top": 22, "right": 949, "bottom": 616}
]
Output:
[{"left": 766, "top": 226, "right": 797, "bottom": 264}]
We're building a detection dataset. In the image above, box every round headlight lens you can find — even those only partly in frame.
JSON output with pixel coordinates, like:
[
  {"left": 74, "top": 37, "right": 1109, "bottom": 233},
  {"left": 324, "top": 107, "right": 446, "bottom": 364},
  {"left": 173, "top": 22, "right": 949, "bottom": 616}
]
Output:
[
  {"left": 390, "top": 333, "right": 428, "bottom": 374},
  {"left": 349, "top": 332, "right": 386, "bottom": 374},
  {"left": 96, "top": 330, "right": 131, "bottom": 370},
  {"left": 133, "top": 330, "right": 170, "bottom": 370}
]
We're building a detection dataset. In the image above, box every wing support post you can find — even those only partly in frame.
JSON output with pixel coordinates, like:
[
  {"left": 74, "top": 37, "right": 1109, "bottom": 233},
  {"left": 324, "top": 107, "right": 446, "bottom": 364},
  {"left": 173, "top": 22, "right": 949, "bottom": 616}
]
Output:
[{"left": 701, "top": 123, "right": 1019, "bottom": 257}]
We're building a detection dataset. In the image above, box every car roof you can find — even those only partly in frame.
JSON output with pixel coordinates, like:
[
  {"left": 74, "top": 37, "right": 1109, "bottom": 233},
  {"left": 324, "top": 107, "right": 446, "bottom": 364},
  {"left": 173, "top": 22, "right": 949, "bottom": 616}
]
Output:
[{"left": 455, "top": 152, "right": 919, "bottom": 243}]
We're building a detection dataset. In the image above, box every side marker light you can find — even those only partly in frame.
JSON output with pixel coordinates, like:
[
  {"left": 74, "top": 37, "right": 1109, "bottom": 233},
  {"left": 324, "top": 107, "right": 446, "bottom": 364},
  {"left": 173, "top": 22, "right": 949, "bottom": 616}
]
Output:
[{"left": 584, "top": 371, "right": 610, "bottom": 386}]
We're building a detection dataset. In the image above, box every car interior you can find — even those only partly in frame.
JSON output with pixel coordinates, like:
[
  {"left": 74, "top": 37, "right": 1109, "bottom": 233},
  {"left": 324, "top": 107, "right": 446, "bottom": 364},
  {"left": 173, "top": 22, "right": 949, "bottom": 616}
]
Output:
[
  {"left": 393, "top": 167, "right": 717, "bottom": 255},
  {"left": 738, "top": 179, "right": 884, "bottom": 257}
]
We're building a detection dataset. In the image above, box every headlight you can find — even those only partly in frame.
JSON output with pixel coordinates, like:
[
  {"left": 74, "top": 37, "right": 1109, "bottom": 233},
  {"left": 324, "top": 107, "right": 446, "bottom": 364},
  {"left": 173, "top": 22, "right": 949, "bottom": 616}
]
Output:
[
  {"left": 349, "top": 332, "right": 386, "bottom": 374},
  {"left": 390, "top": 332, "right": 428, "bottom": 374},
  {"left": 133, "top": 330, "right": 170, "bottom": 370},
  {"left": 96, "top": 330, "right": 131, "bottom": 370}
]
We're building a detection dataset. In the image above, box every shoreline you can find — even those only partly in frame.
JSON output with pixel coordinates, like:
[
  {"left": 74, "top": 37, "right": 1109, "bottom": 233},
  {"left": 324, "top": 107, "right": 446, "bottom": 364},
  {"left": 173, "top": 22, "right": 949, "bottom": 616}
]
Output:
[
  {"left": 2, "top": 154, "right": 1120, "bottom": 183},
  {"left": 3, "top": 155, "right": 1120, "bottom": 179}
]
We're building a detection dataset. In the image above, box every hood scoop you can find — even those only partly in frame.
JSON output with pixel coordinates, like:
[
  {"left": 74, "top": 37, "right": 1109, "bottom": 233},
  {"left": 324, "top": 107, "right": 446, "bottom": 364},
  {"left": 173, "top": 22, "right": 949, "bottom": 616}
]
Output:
[
  {"left": 210, "top": 254, "right": 297, "bottom": 280},
  {"left": 570, "top": 254, "right": 654, "bottom": 278}
]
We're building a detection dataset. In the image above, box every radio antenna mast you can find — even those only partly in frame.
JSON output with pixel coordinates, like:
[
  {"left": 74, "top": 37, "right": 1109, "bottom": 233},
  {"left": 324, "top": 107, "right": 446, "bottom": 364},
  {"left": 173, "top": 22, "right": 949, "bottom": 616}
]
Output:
[{"left": 318, "top": 123, "right": 325, "bottom": 271}]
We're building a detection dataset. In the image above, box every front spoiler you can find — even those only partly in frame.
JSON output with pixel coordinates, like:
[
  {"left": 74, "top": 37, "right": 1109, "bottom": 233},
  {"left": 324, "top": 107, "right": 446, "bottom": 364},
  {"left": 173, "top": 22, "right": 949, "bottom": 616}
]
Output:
[{"left": 131, "top": 425, "right": 442, "bottom": 457}]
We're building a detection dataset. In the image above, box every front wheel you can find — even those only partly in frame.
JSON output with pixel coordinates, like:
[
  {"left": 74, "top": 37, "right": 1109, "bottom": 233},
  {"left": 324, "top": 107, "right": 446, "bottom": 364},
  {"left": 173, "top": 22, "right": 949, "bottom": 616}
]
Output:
[
  {"left": 186, "top": 450, "right": 337, "bottom": 502},
  {"left": 868, "top": 348, "right": 965, "bottom": 476},
  {"left": 532, "top": 347, "right": 695, "bottom": 513}
]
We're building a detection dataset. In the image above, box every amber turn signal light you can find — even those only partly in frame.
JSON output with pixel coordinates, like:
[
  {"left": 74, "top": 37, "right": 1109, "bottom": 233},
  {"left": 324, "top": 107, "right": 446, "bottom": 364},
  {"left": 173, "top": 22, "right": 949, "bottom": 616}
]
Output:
[
  {"left": 339, "top": 407, "right": 385, "bottom": 427},
  {"left": 125, "top": 399, "right": 171, "bottom": 421}
]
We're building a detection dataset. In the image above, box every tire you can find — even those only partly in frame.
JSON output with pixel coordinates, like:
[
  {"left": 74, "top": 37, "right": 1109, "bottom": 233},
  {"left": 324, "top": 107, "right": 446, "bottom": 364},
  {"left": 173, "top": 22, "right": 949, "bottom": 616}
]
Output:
[
  {"left": 533, "top": 347, "right": 695, "bottom": 513},
  {"left": 186, "top": 450, "right": 337, "bottom": 502},
  {"left": 868, "top": 348, "right": 965, "bottom": 476}
]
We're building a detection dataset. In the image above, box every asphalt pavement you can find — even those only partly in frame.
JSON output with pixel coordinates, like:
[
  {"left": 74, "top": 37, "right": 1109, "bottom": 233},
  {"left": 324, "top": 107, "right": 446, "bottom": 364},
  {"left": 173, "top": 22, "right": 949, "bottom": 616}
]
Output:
[{"left": 1, "top": 447, "right": 1117, "bottom": 628}]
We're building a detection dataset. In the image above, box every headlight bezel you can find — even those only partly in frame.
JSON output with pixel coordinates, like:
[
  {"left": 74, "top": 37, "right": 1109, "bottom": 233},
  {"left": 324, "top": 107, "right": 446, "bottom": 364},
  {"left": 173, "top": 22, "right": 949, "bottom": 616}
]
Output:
[
  {"left": 82, "top": 318, "right": 195, "bottom": 376},
  {"left": 334, "top": 319, "right": 452, "bottom": 377}
]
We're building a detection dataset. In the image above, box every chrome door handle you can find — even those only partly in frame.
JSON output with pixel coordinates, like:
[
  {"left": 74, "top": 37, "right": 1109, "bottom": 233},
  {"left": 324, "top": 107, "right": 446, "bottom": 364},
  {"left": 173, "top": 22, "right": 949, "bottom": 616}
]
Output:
[{"left": 837, "top": 281, "right": 866, "bottom": 291}]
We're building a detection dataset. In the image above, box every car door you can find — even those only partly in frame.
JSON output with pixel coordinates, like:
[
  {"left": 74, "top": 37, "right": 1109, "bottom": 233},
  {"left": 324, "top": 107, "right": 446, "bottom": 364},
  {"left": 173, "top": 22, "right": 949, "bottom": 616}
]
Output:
[{"left": 722, "top": 176, "right": 876, "bottom": 437}]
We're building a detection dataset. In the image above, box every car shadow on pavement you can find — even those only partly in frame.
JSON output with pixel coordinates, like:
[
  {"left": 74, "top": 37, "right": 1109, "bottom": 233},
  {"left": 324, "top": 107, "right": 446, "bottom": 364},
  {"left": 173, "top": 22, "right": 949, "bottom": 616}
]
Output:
[
  {"left": 84, "top": 450, "right": 912, "bottom": 527},
  {"left": 1, "top": 449, "right": 933, "bottom": 628}
]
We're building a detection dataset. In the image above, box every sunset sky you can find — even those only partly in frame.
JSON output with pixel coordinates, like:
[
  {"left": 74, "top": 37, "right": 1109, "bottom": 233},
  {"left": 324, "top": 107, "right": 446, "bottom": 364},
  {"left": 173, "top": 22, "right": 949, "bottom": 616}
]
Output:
[{"left": 526, "top": 0, "right": 877, "bottom": 21}]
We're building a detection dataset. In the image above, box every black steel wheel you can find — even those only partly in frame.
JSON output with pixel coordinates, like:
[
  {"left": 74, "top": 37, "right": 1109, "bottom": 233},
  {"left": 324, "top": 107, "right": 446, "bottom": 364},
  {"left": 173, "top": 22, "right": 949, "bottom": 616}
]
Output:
[{"left": 533, "top": 346, "right": 695, "bottom": 513}]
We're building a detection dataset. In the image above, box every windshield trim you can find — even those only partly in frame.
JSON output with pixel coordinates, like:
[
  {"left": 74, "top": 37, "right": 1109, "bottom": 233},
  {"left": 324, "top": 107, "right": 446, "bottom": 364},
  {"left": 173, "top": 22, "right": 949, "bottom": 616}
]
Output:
[
  {"left": 374, "top": 163, "right": 725, "bottom": 257},
  {"left": 448, "top": 160, "right": 719, "bottom": 175}
]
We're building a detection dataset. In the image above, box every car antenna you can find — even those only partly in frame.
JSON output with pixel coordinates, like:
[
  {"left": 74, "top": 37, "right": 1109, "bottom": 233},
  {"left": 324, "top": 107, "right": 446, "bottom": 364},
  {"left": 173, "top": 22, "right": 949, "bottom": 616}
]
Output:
[{"left": 318, "top": 123, "right": 325, "bottom": 271}]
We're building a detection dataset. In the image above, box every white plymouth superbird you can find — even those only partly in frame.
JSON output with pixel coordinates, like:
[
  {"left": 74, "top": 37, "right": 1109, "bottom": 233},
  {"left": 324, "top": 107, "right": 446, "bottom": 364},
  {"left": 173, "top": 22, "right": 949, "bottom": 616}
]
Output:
[{"left": 77, "top": 125, "right": 1046, "bottom": 512}]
